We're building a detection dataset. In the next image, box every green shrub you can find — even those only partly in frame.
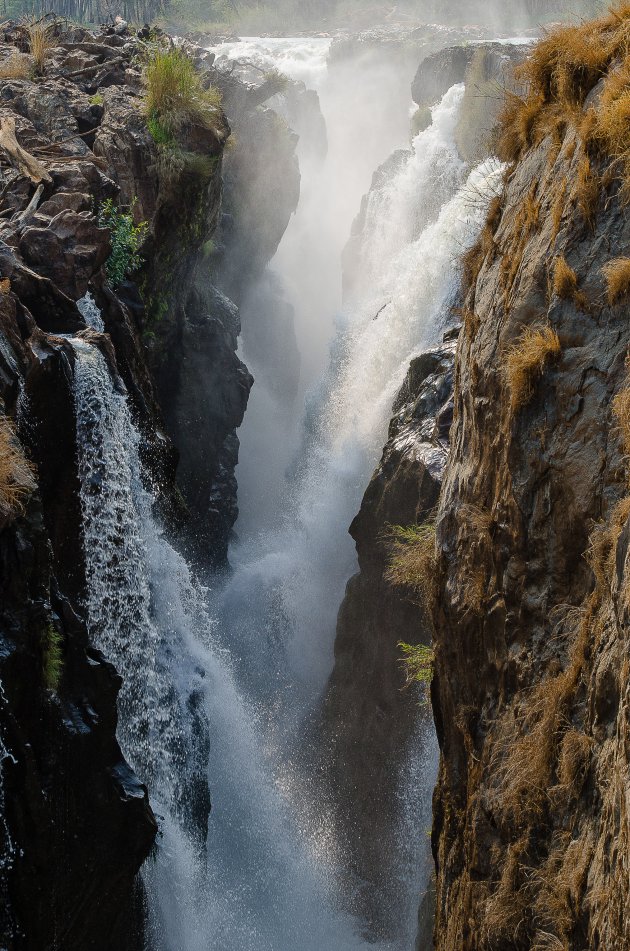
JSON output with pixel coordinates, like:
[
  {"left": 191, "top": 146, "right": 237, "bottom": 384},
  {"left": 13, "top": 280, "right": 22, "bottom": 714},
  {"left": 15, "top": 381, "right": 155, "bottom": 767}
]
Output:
[
  {"left": 147, "top": 112, "right": 175, "bottom": 147},
  {"left": 144, "top": 47, "right": 222, "bottom": 139},
  {"left": 398, "top": 642, "right": 435, "bottom": 697},
  {"left": 384, "top": 522, "right": 437, "bottom": 606},
  {"left": 89, "top": 93, "right": 103, "bottom": 106},
  {"left": 98, "top": 199, "right": 148, "bottom": 288},
  {"left": 42, "top": 624, "right": 64, "bottom": 693}
]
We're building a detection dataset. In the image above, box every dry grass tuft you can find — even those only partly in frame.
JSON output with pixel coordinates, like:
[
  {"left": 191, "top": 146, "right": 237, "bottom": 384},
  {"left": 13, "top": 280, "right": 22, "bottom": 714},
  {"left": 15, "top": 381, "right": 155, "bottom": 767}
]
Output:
[
  {"left": 602, "top": 257, "right": 630, "bottom": 304},
  {"left": 506, "top": 323, "right": 561, "bottom": 414},
  {"left": 558, "top": 728, "right": 593, "bottom": 791},
  {"left": 0, "top": 49, "right": 32, "bottom": 79},
  {"left": 24, "top": 17, "right": 55, "bottom": 76},
  {"left": 575, "top": 155, "right": 600, "bottom": 227},
  {"left": 497, "top": 4, "right": 630, "bottom": 190},
  {"left": 613, "top": 381, "right": 630, "bottom": 458},
  {"left": 461, "top": 195, "right": 503, "bottom": 294},
  {"left": 552, "top": 255, "right": 588, "bottom": 310},
  {"left": 384, "top": 522, "right": 437, "bottom": 611},
  {"left": 0, "top": 416, "right": 36, "bottom": 519},
  {"left": 483, "top": 840, "right": 530, "bottom": 945}
]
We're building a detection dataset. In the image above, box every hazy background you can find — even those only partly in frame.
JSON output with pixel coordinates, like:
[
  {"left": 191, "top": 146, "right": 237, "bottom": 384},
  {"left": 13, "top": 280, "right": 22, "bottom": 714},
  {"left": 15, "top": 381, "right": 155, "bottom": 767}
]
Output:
[{"left": 2, "top": 0, "right": 609, "bottom": 34}]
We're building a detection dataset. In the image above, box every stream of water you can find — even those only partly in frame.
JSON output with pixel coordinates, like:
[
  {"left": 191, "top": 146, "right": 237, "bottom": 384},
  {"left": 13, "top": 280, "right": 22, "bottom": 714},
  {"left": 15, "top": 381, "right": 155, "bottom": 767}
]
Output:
[{"left": 71, "top": 37, "right": 504, "bottom": 951}]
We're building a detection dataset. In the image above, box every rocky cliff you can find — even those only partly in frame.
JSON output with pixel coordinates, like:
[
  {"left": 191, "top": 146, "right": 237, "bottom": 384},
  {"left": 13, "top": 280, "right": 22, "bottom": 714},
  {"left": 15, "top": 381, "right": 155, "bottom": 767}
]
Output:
[
  {"left": 0, "top": 21, "right": 253, "bottom": 946},
  {"left": 431, "top": 9, "right": 630, "bottom": 950}
]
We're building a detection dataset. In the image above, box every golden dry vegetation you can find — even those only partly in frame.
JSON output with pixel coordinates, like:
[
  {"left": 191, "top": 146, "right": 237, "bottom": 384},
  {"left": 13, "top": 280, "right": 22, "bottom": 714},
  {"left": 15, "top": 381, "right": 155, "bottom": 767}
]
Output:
[
  {"left": 505, "top": 324, "right": 561, "bottom": 413},
  {"left": 0, "top": 416, "right": 36, "bottom": 518}
]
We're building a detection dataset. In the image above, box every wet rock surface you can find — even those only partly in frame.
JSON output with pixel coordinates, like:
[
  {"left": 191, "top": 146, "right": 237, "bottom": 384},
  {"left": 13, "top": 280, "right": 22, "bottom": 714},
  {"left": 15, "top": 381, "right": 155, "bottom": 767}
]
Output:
[{"left": 321, "top": 334, "right": 456, "bottom": 941}]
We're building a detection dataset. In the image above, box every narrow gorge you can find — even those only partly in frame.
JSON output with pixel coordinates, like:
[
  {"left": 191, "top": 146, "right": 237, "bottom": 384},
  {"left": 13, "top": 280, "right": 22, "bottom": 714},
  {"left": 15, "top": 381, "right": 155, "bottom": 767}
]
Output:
[{"left": 0, "top": 3, "right": 628, "bottom": 951}]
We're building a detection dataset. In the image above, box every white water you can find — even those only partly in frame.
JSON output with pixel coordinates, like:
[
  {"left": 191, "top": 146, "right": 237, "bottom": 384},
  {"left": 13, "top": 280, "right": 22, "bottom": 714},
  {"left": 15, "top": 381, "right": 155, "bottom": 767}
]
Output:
[
  {"left": 70, "top": 39, "right": 505, "bottom": 951},
  {"left": 72, "top": 339, "right": 384, "bottom": 951}
]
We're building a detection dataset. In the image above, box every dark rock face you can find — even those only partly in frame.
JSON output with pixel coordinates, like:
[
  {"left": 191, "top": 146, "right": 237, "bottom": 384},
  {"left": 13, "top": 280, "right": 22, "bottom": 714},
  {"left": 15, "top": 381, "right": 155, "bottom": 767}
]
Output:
[
  {"left": 0, "top": 302, "right": 156, "bottom": 951},
  {"left": 430, "top": 96, "right": 630, "bottom": 951},
  {"left": 411, "top": 44, "right": 475, "bottom": 108},
  {"left": 321, "top": 338, "right": 456, "bottom": 941},
  {"left": 159, "top": 280, "right": 253, "bottom": 566}
]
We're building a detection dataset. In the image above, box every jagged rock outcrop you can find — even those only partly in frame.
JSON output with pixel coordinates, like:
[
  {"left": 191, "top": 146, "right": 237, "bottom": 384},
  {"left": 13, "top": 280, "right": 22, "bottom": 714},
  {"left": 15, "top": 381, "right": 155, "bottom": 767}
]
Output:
[
  {"left": 431, "top": 14, "right": 630, "bottom": 949},
  {"left": 321, "top": 334, "right": 456, "bottom": 941}
]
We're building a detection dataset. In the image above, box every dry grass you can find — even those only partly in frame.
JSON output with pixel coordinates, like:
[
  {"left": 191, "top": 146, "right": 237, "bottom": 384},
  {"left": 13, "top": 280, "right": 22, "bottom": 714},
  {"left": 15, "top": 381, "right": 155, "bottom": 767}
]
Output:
[
  {"left": 552, "top": 255, "right": 588, "bottom": 310},
  {"left": 574, "top": 155, "right": 600, "bottom": 227},
  {"left": 613, "top": 382, "right": 630, "bottom": 459},
  {"left": 497, "top": 3, "right": 630, "bottom": 191},
  {"left": 0, "top": 49, "right": 32, "bottom": 79},
  {"left": 506, "top": 323, "right": 561, "bottom": 414},
  {"left": 0, "top": 416, "right": 36, "bottom": 519},
  {"left": 384, "top": 522, "right": 437, "bottom": 610},
  {"left": 144, "top": 47, "right": 222, "bottom": 138},
  {"left": 558, "top": 729, "right": 593, "bottom": 790},
  {"left": 483, "top": 840, "right": 531, "bottom": 945},
  {"left": 461, "top": 195, "right": 503, "bottom": 294},
  {"left": 24, "top": 17, "right": 55, "bottom": 76},
  {"left": 602, "top": 257, "right": 630, "bottom": 304}
]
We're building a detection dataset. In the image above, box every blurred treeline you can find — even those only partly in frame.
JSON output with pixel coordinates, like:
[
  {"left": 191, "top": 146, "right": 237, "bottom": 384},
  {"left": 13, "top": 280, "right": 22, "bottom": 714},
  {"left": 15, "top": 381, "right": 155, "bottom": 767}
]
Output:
[{"left": 0, "top": 0, "right": 608, "bottom": 33}]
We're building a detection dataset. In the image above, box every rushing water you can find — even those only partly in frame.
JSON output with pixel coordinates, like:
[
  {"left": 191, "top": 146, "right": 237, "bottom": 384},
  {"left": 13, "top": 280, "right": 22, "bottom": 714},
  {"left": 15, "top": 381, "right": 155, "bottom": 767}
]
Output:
[{"left": 71, "top": 37, "right": 505, "bottom": 951}]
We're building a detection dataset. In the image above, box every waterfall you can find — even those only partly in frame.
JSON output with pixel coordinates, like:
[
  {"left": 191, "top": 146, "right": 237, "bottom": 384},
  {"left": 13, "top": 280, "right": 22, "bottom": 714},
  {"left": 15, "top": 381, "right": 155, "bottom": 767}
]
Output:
[
  {"left": 72, "top": 336, "right": 388, "bottom": 951},
  {"left": 70, "top": 43, "right": 505, "bottom": 951}
]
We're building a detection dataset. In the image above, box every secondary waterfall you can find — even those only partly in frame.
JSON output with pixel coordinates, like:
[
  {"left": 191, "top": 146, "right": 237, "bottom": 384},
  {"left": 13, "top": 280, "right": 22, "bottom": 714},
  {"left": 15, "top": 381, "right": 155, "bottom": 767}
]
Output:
[{"left": 71, "top": 41, "right": 505, "bottom": 951}]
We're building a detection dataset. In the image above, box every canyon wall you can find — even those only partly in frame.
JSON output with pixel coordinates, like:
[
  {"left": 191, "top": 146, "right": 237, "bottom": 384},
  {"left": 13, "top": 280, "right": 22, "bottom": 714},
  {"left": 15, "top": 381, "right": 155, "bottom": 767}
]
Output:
[{"left": 431, "top": 12, "right": 630, "bottom": 950}]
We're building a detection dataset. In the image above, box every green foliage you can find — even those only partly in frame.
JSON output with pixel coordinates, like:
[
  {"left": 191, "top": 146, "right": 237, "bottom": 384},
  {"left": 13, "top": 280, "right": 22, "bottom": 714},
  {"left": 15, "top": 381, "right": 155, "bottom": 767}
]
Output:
[
  {"left": 98, "top": 199, "right": 148, "bottom": 288},
  {"left": 384, "top": 522, "right": 437, "bottom": 607},
  {"left": 89, "top": 93, "right": 103, "bottom": 105},
  {"left": 147, "top": 112, "right": 175, "bottom": 146},
  {"left": 42, "top": 624, "right": 64, "bottom": 693},
  {"left": 144, "top": 47, "right": 222, "bottom": 139},
  {"left": 398, "top": 642, "right": 435, "bottom": 697}
]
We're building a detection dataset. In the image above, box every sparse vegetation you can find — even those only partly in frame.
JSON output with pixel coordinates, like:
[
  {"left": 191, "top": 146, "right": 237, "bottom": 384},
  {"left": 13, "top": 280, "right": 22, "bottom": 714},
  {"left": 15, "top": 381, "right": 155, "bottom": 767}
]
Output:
[
  {"left": 384, "top": 522, "right": 437, "bottom": 609},
  {"left": 602, "top": 256, "right": 630, "bottom": 304},
  {"left": 42, "top": 623, "right": 64, "bottom": 692},
  {"left": 144, "top": 47, "right": 222, "bottom": 139},
  {"left": 552, "top": 255, "right": 588, "bottom": 310},
  {"left": 89, "top": 93, "right": 103, "bottom": 106},
  {"left": 506, "top": 323, "right": 561, "bottom": 414},
  {"left": 24, "top": 16, "right": 55, "bottom": 76},
  {"left": 398, "top": 642, "right": 434, "bottom": 699},
  {"left": 0, "top": 416, "right": 36, "bottom": 519},
  {"left": 496, "top": 2, "right": 630, "bottom": 202},
  {"left": 98, "top": 199, "right": 148, "bottom": 288},
  {"left": 0, "top": 49, "right": 31, "bottom": 79}
]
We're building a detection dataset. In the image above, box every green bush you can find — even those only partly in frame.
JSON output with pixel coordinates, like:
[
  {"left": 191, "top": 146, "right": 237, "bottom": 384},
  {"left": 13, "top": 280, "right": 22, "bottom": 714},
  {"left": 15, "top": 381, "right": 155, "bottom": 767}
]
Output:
[
  {"left": 398, "top": 642, "right": 434, "bottom": 698},
  {"left": 98, "top": 199, "right": 148, "bottom": 288},
  {"left": 42, "top": 624, "right": 64, "bottom": 693},
  {"left": 144, "top": 47, "right": 221, "bottom": 139}
]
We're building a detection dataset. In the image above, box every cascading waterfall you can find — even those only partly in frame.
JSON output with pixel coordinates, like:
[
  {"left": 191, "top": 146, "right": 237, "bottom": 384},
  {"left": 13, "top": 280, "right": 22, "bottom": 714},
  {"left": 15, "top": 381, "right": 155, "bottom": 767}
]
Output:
[
  {"left": 71, "top": 337, "right": 389, "bottom": 951},
  {"left": 70, "top": 46, "right": 505, "bottom": 951}
]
